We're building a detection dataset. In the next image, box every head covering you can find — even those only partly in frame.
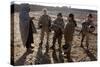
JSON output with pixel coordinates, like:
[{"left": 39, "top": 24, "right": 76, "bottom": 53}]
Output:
[
  {"left": 69, "top": 13, "right": 74, "bottom": 18},
  {"left": 42, "top": 8, "right": 47, "bottom": 12},
  {"left": 57, "top": 13, "right": 62, "bottom": 17},
  {"left": 88, "top": 14, "right": 93, "bottom": 18}
]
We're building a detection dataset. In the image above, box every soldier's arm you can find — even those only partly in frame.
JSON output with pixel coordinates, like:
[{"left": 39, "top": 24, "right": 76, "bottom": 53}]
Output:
[
  {"left": 90, "top": 22, "right": 95, "bottom": 28},
  {"left": 79, "top": 30, "right": 82, "bottom": 36},
  {"left": 48, "top": 16, "right": 52, "bottom": 27},
  {"left": 53, "top": 19, "right": 57, "bottom": 27},
  {"left": 51, "top": 19, "right": 58, "bottom": 31},
  {"left": 61, "top": 20, "right": 65, "bottom": 33},
  {"left": 74, "top": 21, "right": 77, "bottom": 27},
  {"left": 58, "top": 19, "right": 65, "bottom": 30},
  {"left": 62, "top": 19, "right": 65, "bottom": 29},
  {"left": 38, "top": 16, "right": 42, "bottom": 28},
  {"left": 78, "top": 22, "right": 84, "bottom": 35},
  {"left": 38, "top": 16, "right": 42, "bottom": 25}
]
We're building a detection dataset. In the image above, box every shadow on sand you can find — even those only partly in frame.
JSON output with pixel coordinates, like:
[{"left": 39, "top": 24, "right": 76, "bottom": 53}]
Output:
[
  {"left": 82, "top": 46, "right": 97, "bottom": 61},
  {"left": 14, "top": 50, "right": 33, "bottom": 66},
  {"left": 52, "top": 49, "right": 64, "bottom": 63},
  {"left": 35, "top": 43, "right": 51, "bottom": 64}
]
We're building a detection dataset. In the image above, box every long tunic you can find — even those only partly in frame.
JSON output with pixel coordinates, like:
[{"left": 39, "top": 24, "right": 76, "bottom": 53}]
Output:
[{"left": 25, "top": 20, "right": 34, "bottom": 48}]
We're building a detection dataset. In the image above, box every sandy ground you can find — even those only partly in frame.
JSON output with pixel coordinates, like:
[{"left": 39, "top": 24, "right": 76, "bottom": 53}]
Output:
[{"left": 12, "top": 12, "right": 97, "bottom": 65}]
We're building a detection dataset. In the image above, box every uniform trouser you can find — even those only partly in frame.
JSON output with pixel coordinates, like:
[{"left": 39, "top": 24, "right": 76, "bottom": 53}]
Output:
[
  {"left": 52, "top": 32, "right": 62, "bottom": 50},
  {"left": 81, "top": 33, "right": 89, "bottom": 48},
  {"left": 64, "top": 41, "right": 72, "bottom": 62},
  {"left": 40, "top": 28, "right": 50, "bottom": 44},
  {"left": 40, "top": 28, "right": 50, "bottom": 52},
  {"left": 86, "top": 34, "right": 89, "bottom": 48},
  {"left": 64, "top": 34, "right": 73, "bottom": 62}
]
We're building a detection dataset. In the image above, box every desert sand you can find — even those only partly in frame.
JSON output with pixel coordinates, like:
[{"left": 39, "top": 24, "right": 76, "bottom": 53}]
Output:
[{"left": 12, "top": 12, "right": 97, "bottom": 65}]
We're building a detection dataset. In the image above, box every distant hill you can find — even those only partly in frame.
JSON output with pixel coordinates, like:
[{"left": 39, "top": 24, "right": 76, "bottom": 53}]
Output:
[
  {"left": 11, "top": 3, "right": 97, "bottom": 22},
  {"left": 11, "top": 3, "right": 97, "bottom": 13}
]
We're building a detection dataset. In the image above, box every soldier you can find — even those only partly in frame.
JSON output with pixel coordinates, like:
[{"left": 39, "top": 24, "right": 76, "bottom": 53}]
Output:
[
  {"left": 80, "top": 14, "right": 95, "bottom": 49},
  {"left": 50, "top": 13, "right": 65, "bottom": 51},
  {"left": 64, "top": 13, "right": 77, "bottom": 62},
  {"left": 38, "top": 8, "right": 51, "bottom": 50}
]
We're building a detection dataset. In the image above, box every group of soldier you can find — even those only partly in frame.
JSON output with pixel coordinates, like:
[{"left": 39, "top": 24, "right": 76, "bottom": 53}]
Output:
[
  {"left": 10, "top": 3, "right": 96, "bottom": 64},
  {"left": 9, "top": 3, "right": 96, "bottom": 65},
  {"left": 24, "top": 8, "right": 95, "bottom": 62}
]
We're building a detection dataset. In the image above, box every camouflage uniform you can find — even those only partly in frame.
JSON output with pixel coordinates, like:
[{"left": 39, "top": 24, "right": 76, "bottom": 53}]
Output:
[
  {"left": 38, "top": 14, "right": 51, "bottom": 45},
  {"left": 51, "top": 18, "right": 65, "bottom": 50},
  {"left": 80, "top": 20, "right": 94, "bottom": 48},
  {"left": 64, "top": 20, "right": 77, "bottom": 43},
  {"left": 64, "top": 19, "right": 77, "bottom": 62}
]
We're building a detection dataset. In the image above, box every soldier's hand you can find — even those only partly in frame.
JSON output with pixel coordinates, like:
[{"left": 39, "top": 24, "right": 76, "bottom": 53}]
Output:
[
  {"left": 49, "top": 29, "right": 51, "bottom": 32},
  {"left": 39, "top": 25, "right": 42, "bottom": 28},
  {"left": 38, "top": 25, "right": 42, "bottom": 29},
  {"left": 78, "top": 30, "right": 82, "bottom": 36}
]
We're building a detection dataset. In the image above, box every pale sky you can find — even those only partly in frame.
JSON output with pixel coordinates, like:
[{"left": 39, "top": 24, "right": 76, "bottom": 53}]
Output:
[{"left": 11, "top": 0, "right": 98, "bottom": 10}]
